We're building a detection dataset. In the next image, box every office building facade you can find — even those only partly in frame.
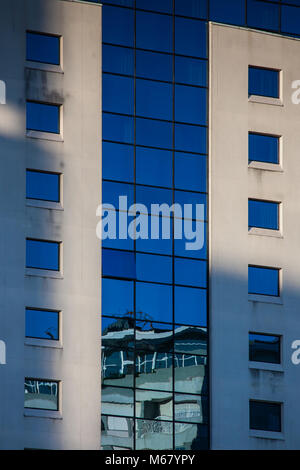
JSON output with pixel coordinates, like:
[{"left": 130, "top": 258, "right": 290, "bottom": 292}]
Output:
[{"left": 1, "top": 0, "right": 300, "bottom": 450}]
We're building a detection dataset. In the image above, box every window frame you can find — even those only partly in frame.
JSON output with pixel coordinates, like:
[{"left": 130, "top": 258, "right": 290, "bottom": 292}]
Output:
[
  {"left": 24, "top": 377, "right": 60, "bottom": 412},
  {"left": 26, "top": 238, "right": 62, "bottom": 272},
  {"left": 248, "top": 131, "right": 281, "bottom": 166},
  {"left": 26, "top": 30, "right": 61, "bottom": 66},
  {"left": 248, "top": 65, "right": 280, "bottom": 99},
  {"left": 249, "top": 331, "right": 281, "bottom": 364},
  {"left": 249, "top": 399, "right": 282, "bottom": 433},
  {"left": 25, "top": 307, "right": 60, "bottom": 342},
  {"left": 248, "top": 265, "right": 280, "bottom": 297},
  {"left": 26, "top": 168, "right": 61, "bottom": 204},
  {"left": 26, "top": 100, "right": 62, "bottom": 136},
  {"left": 248, "top": 198, "right": 280, "bottom": 231}
]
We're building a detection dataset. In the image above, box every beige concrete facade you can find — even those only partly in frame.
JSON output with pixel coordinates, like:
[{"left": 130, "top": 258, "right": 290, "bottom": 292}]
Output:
[
  {"left": 0, "top": 0, "right": 101, "bottom": 449},
  {"left": 209, "top": 22, "right": 300, "bottom": 449}
]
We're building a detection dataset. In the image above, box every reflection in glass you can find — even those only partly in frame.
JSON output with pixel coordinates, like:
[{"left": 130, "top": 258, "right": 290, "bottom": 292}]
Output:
[
  {"left": 247, "top": 0, "right": 279, "bottom": 31},
  {"left": 136, "top": 215, "right": 173, "bottom": 255},
  {"left": 136, "top": 118, "right": 173, "bottom": 149},
  {"left": 175, "top": 0, "right": 207, "bottom": 19},
  {"left": 174, "top": 360, "right": 208, "bottom": 395},
  {"left": 25, "top": 308, "right": 59, "bottom": 341},
  {"left": 249, "top": 401, "right": 281, "bottom": 432},
  {"left": 175, "top": 286, "right": 207, "bottom": 326},
  {"left": 136, "top": 0, "right": 172, "bottom": 13},
  {"left": 136, "top": 147, "right": 172, "bottom": 188},
  {"left": 101, "top": 386, "right": 134, "bottom": 417},
  {"left": 102, "top": 180, "right": 134, "bottom": 208},
  {"left": 174, "top": 326, "right": 207, "bottom": 356},
  {"left": 24, "top": 379, "right": 58, "bottom": 410},
  {"left": 26, "top": 170, "right": 60, "bottom": 203},
  {"left": 174, "top": 258, "right": 207, "bottom": 288},
  {"left": 248, "top": 67, "right": 279, "bottom": 99},
  {"left": 101, "top": 415, "right": 134, "bottom": 450},
  {"left": 248, "top": 266, "right": 279, "bottom": 297},
  {"left": 249, "top": 333, "right": 280, "bottom": 364},
  {"left": 248, "top": 133, "right": 279, "bottom": 164},
  {"left": 136, "top": 282, "right": 173, "bottom": 323},
  {"left": 282, "top": 4, "right": 300, "bottom": 35},
  {"left": 136, "top": 253, "right": 172, "bottom": 284},
  {"left": 135, "top": 351, "right": 173, "bottom": 392},
  {"left": 174, "top": 221, "right": 207, "bottom": 260},
  {"left": 248, "top": 199, "right": 279, "bottom": 230},
  {"left": 175, "top": 423, "right": 208, "bottom": 450},
  {"left": 102, "top": 279, "right": 134, "bottom": 317},
  {"left": 26, "top": 32, "right": 60, "bottom": 65},
  {"left": 136, "top": 418, "right": 173, "bottom": 450},
  {"left": 26, "top": 102, "right": 60, "bottom": 134},
  {"left": 26, "top": 239, "right": 60, "bottom": 271},
  {"left": 175, "top": 153, "right": 206, "bottom": 192},
  {"left": 102, "top": 249, "right": 136, "bottom": 279},
  {"left": 136, "top": 11, "right": 173, "bottom": 53},
  {"left": 210, "top": 0, "right": 245, "bottom": 26},
  {"left": 175, "top": 393, "right": 208, "bottom": 423},
  {"left": 136, "top": 390, "right": 173, "bottom": 420}
]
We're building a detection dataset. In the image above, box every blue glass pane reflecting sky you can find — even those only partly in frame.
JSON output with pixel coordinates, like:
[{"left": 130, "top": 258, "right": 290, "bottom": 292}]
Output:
[
  {"left": 136, "top": 0, "right": 172, "bottom": 13},
  {"left": 282, "top": 5, "right": 300, "bottom": 35},
  {"left": 175, "top": 286, "right": 207, "bottom": 326},
  {"left": 103, "top": 113, "right": 134, "bottom": 143},
  {"left": 136, "top": 11, "right": 173, "bottom": 53},
  {"left": 103, "top": 6, "right": 134, "bottom": 46},
  {"left": 26, "top": 240, "right": 60, "bottom": 271},
  {"left": 175, "top": 0, "right": 207, "bottom": 19},
  {"left": 136, "top": 253, "right": 172, "bottom": 284},
  {"left": 247, "top": 0, "right": 279, "bottom": 31},
  {"left": 136, "top": 282, "right": 172, "bottom": 323},
  {"left": 102, "top": 249, "right": 136, "bottom": 279},
  {"left": 248, "top": 66, "right": 279, "bottom": 98},
  {"left": 102, "top": 181, "right": 134, "bottom": 208},
  {"left": 103, "top": 74, "right": 134, "bottom": 115},
  {"left": 175, "top": 123, "right": 207, "bottom": 154},
  {"left": 136, "top": 79, "right": 173, "bottom": 120},
  {"left": 26, "top": 102, "right": 60, "bottom": 134},
  {"left": 26, "top": 309, "right": 59, "bottom": 340},
  {"left": 175, "top": 56, "right": 207, "bottom": 86},
  {"left": 136, "top": 118, "right": 173, "bottom": 149},
  {"left": 136, "top": 147, "right": 172, "bottom": 188},
  {"left": 175, "top": 153, "right": 206, "bottom": 192},
  {"left": 103, "top": 142, "right": 134, "bottom": 182},
  {"left": 102, "top": 278, "right": 134, "bottom": 316},
  {"left": 248, "top": 266, "right": 279, "bottom": 296},
  {"left": 175, "top": 258, "right": 207, "bottom": 288},
  {"left": 103, "top": 45, "right": 134, "bottom": 76},
  {"left": 210, "top": 0, "right": 245, "bottom": 26},
  {"left": 175, "top": 85, "right": 207, "bottom": 125},
  {"left": 136, "top": 50, "right": 173, "bottom": 82},
  {"left": 248, "top": 200, "right": 279, "bottom": 230},
  {"left": 175, "top": 17, "right": 207, "bottom": 58},
  {"left": 26, "top": 32, "right": 60, "bottom": 65},
  {"left": 248, "top": 133, "right": 279, "bottom": 164},
  {"left": 26, "top": 170, "right": 60, "bottom": 202}
]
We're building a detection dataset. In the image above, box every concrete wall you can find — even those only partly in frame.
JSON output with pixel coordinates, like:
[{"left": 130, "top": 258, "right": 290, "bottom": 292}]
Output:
[
  {"left": 0, "top": 0, "right": 101, "bottom": 449},
  {"left": 209, "top": 22, "right": 300, "bottom": 449}
]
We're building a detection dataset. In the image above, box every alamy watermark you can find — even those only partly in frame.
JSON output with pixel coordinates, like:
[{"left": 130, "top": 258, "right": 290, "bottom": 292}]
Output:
[
  {"left": 96, "top": 196, "right": 205, "bottom": 251},
  {"left": 0, "top": 340, "right": 6, "bottom": 365},
  {"left": 0, "top": 80, "right": 6, "bottom": 105}
]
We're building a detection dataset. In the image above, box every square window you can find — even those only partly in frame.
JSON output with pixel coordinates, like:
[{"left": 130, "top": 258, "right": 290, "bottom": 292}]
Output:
[
  {"left": 102, "top": 278, "right": 134, "bottom": 317},
  {"left": 24, "top": 378, "right": 59, "bottom": 411},
  {"left": 136, "top": 11, "right": 173, "bottom": 53},
  {"left": 249, "top": 400, "right": 281, "bottom": 432},
  {"left": 26, "top": 239, "right": 60, "bottom": 271},
  {"left": 175, "top": 286, "right": 207, "bottom": 326},
  {"left": 26, "top": 32, "right": 60, "bottom": 65},
  {"left": 248, "top": 266, "right": 280, "bottom": 297},
  {"left": 248, "top": 199, "right": 279, "bottom": 230},
  {"left": 248, "top": 133, "right": 279, "bottom": 164},
  {"left": 136, "top": 79, "right": 173, "bottom": 121},
  {"left": 136, "top": 50, "right": 173, "bottom": 82},
  {"left": 102, "top": 248, "right": 136, "bottom": 279},
  {"left": 249, "top": 332, "right": 281, "bottom": 364},
  {"left": 26, "top": 170, "right": 60, "bottom": 203},
  {"left": 26, "top": 102, "right": 60, "bottom": 134},
  {"left": 25, "top": 308, "right": 59, "bottom": 341},
  {"left": 248, "top": 66, "right": 279, "bottom": 98}
]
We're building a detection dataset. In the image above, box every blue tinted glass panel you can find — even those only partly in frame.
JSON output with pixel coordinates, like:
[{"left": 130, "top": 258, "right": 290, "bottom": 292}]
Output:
[
  {"left": 175, "top": 85, "right": 207, "bottom": 125},
  {"left": 136, "top": 147, "right": 172, "bottom": 188},
  {"left": 103, "top": 6, "right": 134, "bottom": 46},
  {"left": 25, "top": 309, "right": 59, "bottom": 340},
  {"left": 103, "top": 45, "right": 134, "bottom": 76},
  {"left": 102, "top": 181, "right": 134, "bottom": 208},
  {"left": 26, "top": 32, "right": 60, "bottom": 65},
  {"left": 247, "top": 0, "right": 279, "bottom": 31},
  {"left": 174, "top": 191, "right": 206, "bottom": 220},
  {"left": 175, "top": 153, "right": 206, "bottom": 192},
  {"left": 248, "top": 200, "right": 279, "bottom": 230},
  {"left": 25, "top": 379, "right": 58, "bottom": 410},
  {"left": 136, "top": 118, "right": 172, "bottom": 149},
  {"left": 175, "top": 123, "right": 207, "bottom": 154},
  {"left": 136, "top": 0, "right": 172, "bottom": 13},
  {"left": 103, "top": 142, "right": 134, "bottom": 182},
  {"left": 103, "top": 74, "right": 134, "bottom": 115},
  {"left": 136, "top": 186, "right": 173, "bottom": 214},
  {"left": 136, "top": 282, "right": 172, "bottom": 323},
  {"left": 136, "top": 79, "right": 172, "bottom": 120},
  {"left": 248, "top": 133, "right": 279, "bottom": 164},
  {"left": 136, "top": 50, "right": 172, "bottom": 82},
  {"left": 282, "top": 0, "right": 300, "bottom": 4},
  {"left": 175, "top": 258, "right": 206, "bottom": 288},
  {"left": 210, "top": 0, "right": 245, "bottom": 26},
  {"left": 102, "top": 211, "right": 134, "bottom": 251},
  {"left": 174, "top": 221, "right": 207, "bottom": 259},
  {"left": 136, "top": 11, "right": 173, "bottom": 53},
  {"left": 175, "top": 286, "right": 207, "bottom": 326},
  {"left": 26, "top": 102, "right": 59, "bottom": 134},
  {"left": 103, "top": 113, "right": 134, "bottom": 143},
  {"left": 250, "top": 401, "right": 281, "bottom": 432},
  {"left": 248, "top": 266, "right": 279, "bottom": 296},
  {"left": 248, "top": 66, "right": 279, "bottom": 98},
  {"left": 136, "top": 216, "right": 173, "bottom": 255},
  {"left": 175, "top": 17, "right": 207, "bottom": 58},
  {"left": 175, "top": 0, "right": 207, "bottom": 19},
  {"left": 282, "top": 5, "right": 300, "bottom": 35},
  {"left": 102, "top": 249, "right": 136, "bottom": 279},
  {"left": 136, "top": 253, "right": 172, "bottom": 284},
  {"left": 175, "top": 56, "right": 207, "bottom": 86},
  {"left": 249, "top": 333, "right": 280, "bottom": 364},
  {"left": 103, "top": 0, "right": 134, "bottom": 6},
  {"left": 26, "top": 170, "right": 60, "bottom": 202},
  {"left": 102, "top": 278, "right": 134, "bottom": 316},
  {"left": 175, "top": 424, "right": 209, "bottom": 450},
  {"left": 26, "top": 239, "right": 60, "bottom": 271}
]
